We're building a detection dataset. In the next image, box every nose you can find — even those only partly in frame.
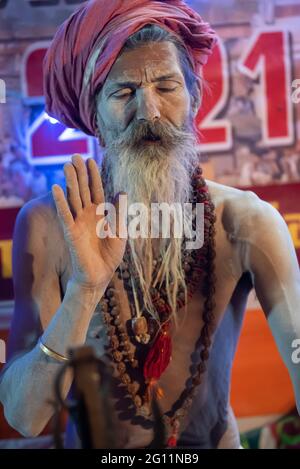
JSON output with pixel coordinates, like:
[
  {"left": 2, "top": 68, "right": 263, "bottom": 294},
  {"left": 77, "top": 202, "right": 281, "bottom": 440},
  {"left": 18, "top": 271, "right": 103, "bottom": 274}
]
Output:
[{"left": 135, "top": 87, "right": 161, "bottom": 122}]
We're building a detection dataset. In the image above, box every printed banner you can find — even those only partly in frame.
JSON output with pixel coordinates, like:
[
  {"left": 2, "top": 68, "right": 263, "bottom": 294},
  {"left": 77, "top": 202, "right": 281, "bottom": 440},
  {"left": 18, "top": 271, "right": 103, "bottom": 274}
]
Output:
[{"left": 0, "top": 1, "right": 300, "bottom": 207}]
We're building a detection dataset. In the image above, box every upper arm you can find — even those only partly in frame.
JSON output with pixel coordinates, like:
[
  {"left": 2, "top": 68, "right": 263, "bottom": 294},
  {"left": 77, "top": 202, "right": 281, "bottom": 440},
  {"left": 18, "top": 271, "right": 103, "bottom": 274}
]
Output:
[
  {"left": 234, "top": 191, "right": 300, "bottom": 408},
  {"left": 236, "top": 191, "right": 300, "bottom": 316},
  {"left": 7, "top": 194, "right": 63, "bottom": 361}
]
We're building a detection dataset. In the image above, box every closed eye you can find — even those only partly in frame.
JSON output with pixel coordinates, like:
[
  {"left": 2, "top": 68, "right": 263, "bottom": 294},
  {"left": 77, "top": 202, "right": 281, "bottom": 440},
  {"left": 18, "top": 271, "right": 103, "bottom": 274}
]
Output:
[
  {"left": 158, "top": 87, "right": 178, "bottom": 93},
  {"left": 112, "top": 86, "right": 178, "bottom": 99}
]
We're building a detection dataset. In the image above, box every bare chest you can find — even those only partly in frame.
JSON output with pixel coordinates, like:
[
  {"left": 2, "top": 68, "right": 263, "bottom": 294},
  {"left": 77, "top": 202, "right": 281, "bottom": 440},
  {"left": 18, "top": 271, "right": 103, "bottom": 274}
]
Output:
[{"left": 61, "top": 217, "right": 244, "bottom": 447}]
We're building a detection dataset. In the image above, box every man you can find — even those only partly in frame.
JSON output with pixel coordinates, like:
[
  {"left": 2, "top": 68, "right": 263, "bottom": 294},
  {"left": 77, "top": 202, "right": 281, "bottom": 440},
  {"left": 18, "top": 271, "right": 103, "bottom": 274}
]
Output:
[{"left": 0, "top": 0, "right": 300, "bottom": 449}]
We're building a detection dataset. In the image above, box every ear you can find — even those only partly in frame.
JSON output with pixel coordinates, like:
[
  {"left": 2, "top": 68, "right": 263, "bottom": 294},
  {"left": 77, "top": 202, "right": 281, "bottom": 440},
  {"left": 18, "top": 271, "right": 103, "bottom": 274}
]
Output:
[{"left": 191, "top": 78, "right": 202, "bottom": 116}]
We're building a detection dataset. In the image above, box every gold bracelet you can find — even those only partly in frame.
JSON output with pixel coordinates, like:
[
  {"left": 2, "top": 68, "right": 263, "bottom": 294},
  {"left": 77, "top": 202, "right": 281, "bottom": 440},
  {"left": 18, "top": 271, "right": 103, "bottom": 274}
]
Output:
[{"left": 38, "top": 338, "right": 69, "bottom": 363}]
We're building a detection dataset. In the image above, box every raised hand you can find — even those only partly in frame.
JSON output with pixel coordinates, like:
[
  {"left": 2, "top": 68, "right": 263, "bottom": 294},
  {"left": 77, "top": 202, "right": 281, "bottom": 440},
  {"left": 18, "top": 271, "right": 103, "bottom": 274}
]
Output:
[{"left": 52, "top": 154, "right": 127, "bottom": 289}]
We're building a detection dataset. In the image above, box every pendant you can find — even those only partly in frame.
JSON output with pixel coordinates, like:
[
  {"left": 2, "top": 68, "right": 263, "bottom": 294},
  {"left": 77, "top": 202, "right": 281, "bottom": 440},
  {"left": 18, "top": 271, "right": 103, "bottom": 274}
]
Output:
[
  {"left": 131, "top": 316, "right": 150, "bottom": 344},
  {"left": 143, "top": 326, "right": 172, "bottom": 381}
]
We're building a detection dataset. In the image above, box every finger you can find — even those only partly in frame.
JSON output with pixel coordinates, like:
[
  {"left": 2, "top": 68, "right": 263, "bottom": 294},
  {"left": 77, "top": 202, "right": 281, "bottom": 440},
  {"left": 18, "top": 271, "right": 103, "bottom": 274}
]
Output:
[
  {"left": 64, "top": 162, "right": 83, "bottom": 217},
  {"left": 52, "top": 184, "right": 74, "bottom": 232},
  {"left": 71, "top": 154, "right": 91, "bottom": 208},
  {"left": 87, "top": 158, "right": 105, "bottom": 205}
]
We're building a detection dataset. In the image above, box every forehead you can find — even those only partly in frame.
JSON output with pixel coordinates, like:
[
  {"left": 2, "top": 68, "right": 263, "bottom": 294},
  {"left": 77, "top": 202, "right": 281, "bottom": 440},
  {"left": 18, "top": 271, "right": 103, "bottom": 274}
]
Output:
[{"left": 104, "top": 41, "right": 183, "bottom": 84}]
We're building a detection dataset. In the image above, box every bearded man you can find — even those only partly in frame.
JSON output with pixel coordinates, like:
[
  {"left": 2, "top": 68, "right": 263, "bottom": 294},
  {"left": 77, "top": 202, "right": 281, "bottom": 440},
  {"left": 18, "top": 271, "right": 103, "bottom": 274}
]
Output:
[{"left": 0, "top": 0, "right": 299, "bottom": 450}]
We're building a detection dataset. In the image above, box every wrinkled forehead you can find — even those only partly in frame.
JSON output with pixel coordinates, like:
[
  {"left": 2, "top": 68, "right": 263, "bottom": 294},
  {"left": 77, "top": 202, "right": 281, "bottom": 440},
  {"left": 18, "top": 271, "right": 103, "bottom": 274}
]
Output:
[{"left": 103, "top": 41, "right": 184, "bottom": 87}]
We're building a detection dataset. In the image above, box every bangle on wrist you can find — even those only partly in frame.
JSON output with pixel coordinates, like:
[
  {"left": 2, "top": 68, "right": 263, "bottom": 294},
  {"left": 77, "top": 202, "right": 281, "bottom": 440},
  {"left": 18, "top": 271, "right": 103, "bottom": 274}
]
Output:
[{"left": 38, "top": 338, "right": 69, "bottom": 363}]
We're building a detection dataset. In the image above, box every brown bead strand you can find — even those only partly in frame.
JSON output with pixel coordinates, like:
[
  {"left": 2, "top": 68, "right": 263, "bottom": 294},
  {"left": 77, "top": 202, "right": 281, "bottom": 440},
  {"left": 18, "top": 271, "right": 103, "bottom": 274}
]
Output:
[{"left": 161, "top": 168, "right": 218, "bottom": 444}]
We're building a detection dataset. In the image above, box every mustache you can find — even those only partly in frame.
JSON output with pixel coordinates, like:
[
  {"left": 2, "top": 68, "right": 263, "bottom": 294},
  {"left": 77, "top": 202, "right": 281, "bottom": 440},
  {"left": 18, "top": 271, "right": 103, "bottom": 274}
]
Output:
[{"left": 111, "top": 119, "right": 192, "bottom": 149}]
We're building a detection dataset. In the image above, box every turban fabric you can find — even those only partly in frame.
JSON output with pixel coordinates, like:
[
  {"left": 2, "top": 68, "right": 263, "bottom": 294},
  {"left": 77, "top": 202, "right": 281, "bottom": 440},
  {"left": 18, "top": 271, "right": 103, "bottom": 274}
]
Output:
[{"left": 43, "top": 0, "right": 217, "bottom": 136}]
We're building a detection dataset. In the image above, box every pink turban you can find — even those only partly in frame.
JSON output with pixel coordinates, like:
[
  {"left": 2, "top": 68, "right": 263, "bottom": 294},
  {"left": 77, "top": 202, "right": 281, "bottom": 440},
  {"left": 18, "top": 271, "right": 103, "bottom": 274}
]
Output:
[{"left": 43, "top": 0, "right": 217, "bottom": 136}]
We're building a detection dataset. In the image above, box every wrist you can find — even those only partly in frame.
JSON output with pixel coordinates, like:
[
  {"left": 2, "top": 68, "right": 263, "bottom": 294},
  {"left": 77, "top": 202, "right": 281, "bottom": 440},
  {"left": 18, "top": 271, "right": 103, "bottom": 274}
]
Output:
[{"left": 67, "top": 277, "right": 108, "bottom": 303}]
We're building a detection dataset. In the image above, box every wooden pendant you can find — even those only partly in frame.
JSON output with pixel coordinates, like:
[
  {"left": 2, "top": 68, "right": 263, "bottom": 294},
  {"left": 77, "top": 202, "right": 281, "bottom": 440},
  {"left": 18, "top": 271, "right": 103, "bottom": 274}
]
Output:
[{"left": 131, "top": 316, "right": 150, "bottom": 344}]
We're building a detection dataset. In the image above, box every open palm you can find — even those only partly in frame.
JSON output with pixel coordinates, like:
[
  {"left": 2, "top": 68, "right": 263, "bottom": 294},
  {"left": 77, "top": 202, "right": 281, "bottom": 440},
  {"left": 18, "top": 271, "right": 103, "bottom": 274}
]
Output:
[{"left": 52, "top": 154, "right": 127, "bottom": 289}]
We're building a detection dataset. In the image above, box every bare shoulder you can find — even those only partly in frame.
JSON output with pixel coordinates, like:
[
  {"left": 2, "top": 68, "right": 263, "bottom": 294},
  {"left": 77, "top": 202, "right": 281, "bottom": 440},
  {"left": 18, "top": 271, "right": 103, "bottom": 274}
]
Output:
[
  {"left": 17, "top": 191, "right": 57, "bottom": 224},
  {"left": 206, "top": 179, "right": 280, "bottom": 241},
  {"left": 15, "top": 191, "right": 65, "bottom": 271}
]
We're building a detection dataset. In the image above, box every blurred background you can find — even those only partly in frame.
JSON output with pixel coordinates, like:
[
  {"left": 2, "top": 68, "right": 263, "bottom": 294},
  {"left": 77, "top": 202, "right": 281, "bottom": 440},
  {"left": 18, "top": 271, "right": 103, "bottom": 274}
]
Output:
[{"left": 0, "top": 0, "right": 300, "bottom": 449}]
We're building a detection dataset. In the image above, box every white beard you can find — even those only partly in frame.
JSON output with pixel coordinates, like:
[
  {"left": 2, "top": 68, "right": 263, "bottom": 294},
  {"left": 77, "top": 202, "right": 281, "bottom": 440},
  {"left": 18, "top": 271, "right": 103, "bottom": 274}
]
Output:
[{"left": 98, "top": 116, "right": 201, "bottom": 322}]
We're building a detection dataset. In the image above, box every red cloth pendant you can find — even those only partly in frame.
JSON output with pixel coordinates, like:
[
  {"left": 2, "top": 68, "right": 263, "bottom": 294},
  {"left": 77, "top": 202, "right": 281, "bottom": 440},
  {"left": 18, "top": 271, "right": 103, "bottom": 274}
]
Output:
[
  {"left": 166, "top": 436, "right": 177, "bottom": 447},
  {"left": 143, "top": 326, "right": 172, "bottom": 381}
]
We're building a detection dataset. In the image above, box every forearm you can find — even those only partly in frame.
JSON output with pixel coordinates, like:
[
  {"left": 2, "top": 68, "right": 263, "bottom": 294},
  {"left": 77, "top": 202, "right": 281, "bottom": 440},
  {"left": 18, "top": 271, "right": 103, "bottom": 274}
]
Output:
[
  {"left": 0, "top": 279, "right": 104, "bottom": 437},
  {"left": 267, "top": 291, "right": 300, "bottom": 415}
]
